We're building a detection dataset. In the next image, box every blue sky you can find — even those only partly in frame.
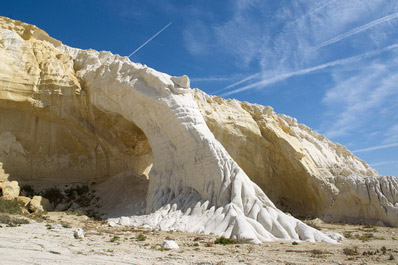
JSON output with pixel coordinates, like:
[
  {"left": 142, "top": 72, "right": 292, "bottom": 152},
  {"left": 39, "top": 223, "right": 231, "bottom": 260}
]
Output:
[{"left": 3, "top": 0, "right": 398, "bottom": 176}]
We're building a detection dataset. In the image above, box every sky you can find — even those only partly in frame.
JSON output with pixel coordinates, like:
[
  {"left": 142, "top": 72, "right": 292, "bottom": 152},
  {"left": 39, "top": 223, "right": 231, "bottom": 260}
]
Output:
[{"left": 2, "top": 0, "right": 398, "bottom": 176}]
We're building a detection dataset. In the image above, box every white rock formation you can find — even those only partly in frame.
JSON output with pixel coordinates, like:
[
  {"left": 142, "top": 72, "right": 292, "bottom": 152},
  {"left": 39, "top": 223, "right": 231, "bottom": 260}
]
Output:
[
  {"left": 0, "top": 16, "right": 396, "bottom": 243},
  {"left": 0, "top": 163, "right": 8, "bottom": 182},
  {"left": 0, "top": 180, "right": 20, "bottom": 198},
  {"left": 161, "top": 240, "right": 179, "bottom": 250},
  {"left": 29, "top": 196, "right": 52, "bottom": 213},
  {"left": 193, "top": 90, "right": 398, "bottom": 227},
  {"left": 73, "top": 228, "right": 85, "bottom": 239}
]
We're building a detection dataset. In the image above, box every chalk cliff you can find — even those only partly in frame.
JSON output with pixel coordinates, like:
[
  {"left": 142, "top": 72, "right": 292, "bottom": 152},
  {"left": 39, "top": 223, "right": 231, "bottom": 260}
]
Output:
[
  {"left": 0, "top": 16, "right": 396, "bottom": 243},
  {"left": 193, "top": 90, "right": 398, "bottom": 227}
]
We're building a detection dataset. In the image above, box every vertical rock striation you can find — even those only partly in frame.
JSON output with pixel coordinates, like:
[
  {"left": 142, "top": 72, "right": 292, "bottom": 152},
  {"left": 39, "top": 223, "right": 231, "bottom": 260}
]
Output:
[
  {"left": 0, "top": 16, "right": 396, "bottom": 243},
  {"left": 193, "top": 90, "right": 398, "bottom": 227}
]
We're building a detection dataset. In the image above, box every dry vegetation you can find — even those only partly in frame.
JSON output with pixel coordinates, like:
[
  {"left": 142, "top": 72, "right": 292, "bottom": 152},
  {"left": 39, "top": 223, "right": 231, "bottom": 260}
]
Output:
[{"left": 0, "top": 208, "right": 398, "bottom": 264}]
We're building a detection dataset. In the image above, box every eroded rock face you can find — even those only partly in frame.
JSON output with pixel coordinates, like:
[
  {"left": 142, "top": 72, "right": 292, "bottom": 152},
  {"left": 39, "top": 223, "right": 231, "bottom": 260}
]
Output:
[
  {"left": 193, "top": 90, "right": 398, "bottom": 226},
  {"left": 0, "top": 16, "right": 396, "bottom": 243},
  {"left": 0, "top": 163, "right": 8, "bottom": 183},
  {"left": 29, "top": 195, "right": 52, "bottom": 213},
  {"left": 0, "top": 17, "right": 152, "bottom": 186},
  {"left": 0, "top": 181, "right": 20, "bottom": 198}
]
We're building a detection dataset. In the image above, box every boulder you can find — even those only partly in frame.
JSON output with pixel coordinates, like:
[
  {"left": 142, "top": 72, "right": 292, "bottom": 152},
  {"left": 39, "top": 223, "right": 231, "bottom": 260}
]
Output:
[
  {"left": 324, "top": 232, "right": 345, "bottom": 243},
  {"left": 0, "top": 181, "right": 20, "bottom": 198},
  {"left": 119, "top": 216, "right": 131, "bottom": 226},
  {"left": 171, "top": 75, "right": 190, "bottom": 88},
  {"left": 29, "top": 196, "right": 52, "bottom": 213},
  {"left": 73, "top": 228, "right": 84, "bottom": 239},
  {"left": 17, "top": 196, "right": 31, "bottom": 208},
  {"left": 108, "top": 221, "right": 117, "bottom": 227},
  {"left": 161, "top": 240, "right": 179, "bottom": 250}
]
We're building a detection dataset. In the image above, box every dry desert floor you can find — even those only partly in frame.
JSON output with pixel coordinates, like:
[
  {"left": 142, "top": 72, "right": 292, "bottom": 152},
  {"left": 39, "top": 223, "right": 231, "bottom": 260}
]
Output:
[{"left": 0, "top": 212, "right": 398, "bottom": 265}]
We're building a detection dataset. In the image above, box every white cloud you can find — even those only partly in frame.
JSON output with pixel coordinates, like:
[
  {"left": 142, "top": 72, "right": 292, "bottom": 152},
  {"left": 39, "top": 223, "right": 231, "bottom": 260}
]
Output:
[
  {"left": 186, "top": 0, "right": 398, "bottom": 97},
  {"left": 384, "top": 125, "right": 398, "bottom": 144},
  {"left": 370, "top": 160, "right": 398, "bottom": 167},
  {"left": 190, "top": 76, "right": 237, "bottom": 82},
  {"left": 220, "top": 44, "right": 398, "bottom": 96},
  {"left": 182, "top": 21, "right": 213, "bottom": 55},
  {"left": 321, "top": 63, "right": 398, "bottom": 138}
]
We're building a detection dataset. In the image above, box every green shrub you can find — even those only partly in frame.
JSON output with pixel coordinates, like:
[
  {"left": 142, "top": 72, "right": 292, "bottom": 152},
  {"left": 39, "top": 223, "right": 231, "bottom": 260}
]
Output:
[
  {"left": 0, "top": 214, "right": 29, "bottom": 225},
  {"left": 356, "top": 232, "right": 374, "bottom": 241},
  {"left": 310, "top": 249, "right": 327, "bottom": 255},
  {"left": 214, "top": 236, "right": 236, "bottom": 245},
  {"left": 343, "top": 231, "right": 353, "bottom": 239},
  {"left": 41, "top": 187, "right": 65, "bottom": 205},
  {"left": 343, "top": 247, "right": 358, "bottom": 256},
  {"left": 0, "top": 199, "right": 23, "bottom": 214},
  {"left": 362, "top": 250, "right": 376, "bottom": 256},
  {"left": 64, "top": 185, "right": 89, "bottom": 202},
  {"left": 110, "top": 235, "right": 120, "bottom": 242},
  {"left": 137, "top": 234, "right": 147, "bottom": 241},
  {"left": 381, "top": 246, "right": 387, "bottom": 254},
  {"left": 61, "top": 223, "right": 71, "bottom": 228},
  {"left": 292, "top": 241, "right": 299, "bottom": 245}
]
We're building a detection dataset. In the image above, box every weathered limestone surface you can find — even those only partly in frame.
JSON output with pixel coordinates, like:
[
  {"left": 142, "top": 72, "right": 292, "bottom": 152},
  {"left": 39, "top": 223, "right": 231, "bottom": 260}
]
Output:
[
  {"left": 0, "top": 17, "right": 152, "bottom": 187},
  {"left": 193, "top": 90, "right": 398, "bottom": 226},
  {"left": 29, "top": 195, "right": 52, "bottom": 213},
  {"left": 0, "top": 163, "right": 8, "bottom": 182},
  {"left": 0, "top": 16, "right": 396, "bottom": 242}
]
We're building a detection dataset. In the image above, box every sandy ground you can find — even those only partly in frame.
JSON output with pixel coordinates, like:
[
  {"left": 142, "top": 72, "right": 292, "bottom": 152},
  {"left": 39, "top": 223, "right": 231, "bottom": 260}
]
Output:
[{"left": 0, "top": 212, "right": 398, "bottom": 265}]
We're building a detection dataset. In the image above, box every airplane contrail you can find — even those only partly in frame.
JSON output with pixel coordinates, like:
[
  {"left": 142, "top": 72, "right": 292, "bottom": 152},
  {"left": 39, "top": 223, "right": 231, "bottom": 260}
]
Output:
[
  {"left": 290, "top": 0, "right": 340, "bottom": 26},
  {"left": 128, "top": 21, "right": 173, "bottom": 58},
  {"left": 353, "top": 143, "right": 398, "bottom": 153},
  {"left": 218, "top": 1, "right": 339, "bottom": 95},
  {"left": 214, "top": 73, "right": 260, "bottom": 94},
  {"left": 220, "top": 43, "right": 398, "bottom": 97},
  {"left": 313, "top": 13, "right": 398, "bottom": 50}
]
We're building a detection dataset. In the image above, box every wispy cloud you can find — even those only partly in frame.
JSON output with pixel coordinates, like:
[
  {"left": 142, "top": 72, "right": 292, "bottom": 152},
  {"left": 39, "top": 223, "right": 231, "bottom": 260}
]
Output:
[
  {"left": 271, "top": 0, "right": 340, "bottom": 37},
  {"left": 354, "top": 143, "right": 398, "bottom": 153},
  {"left": 320, "top": 61, "right": 398, "bottom": 138},
  {"left": 313, "top": 13, "right": 398, "bottom": 50},
  {"left": 220, "top": 44, "right": 398, "bottom": 96},
  {"left": 190, "top": 76, "right": 237, "bottom": 82},
  {"left": 370, "top": 160, "right": 398, "bottom": 167},
  {"left": 204, "top": 0, "right": 397, "bottom": 97},
  {"left": 383, "top": 125, "right": 398, "bottom": 144},
  {"left": 180, "top": 0, "right": 398, "bottom": 175}
]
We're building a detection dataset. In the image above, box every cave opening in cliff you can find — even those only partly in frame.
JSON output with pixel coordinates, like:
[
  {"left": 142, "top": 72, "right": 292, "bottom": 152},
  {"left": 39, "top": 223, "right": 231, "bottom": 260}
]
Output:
[{"left": 0, "top": 101, "right": 153, "bottom": 219}]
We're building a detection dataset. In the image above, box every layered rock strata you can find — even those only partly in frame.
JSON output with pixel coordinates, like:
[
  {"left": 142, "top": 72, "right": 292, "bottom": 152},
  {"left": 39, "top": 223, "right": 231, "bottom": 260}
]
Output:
[
  {"left": 0, "top": 16, "right": 396, "bottom": 243},
  {"left": 193, "top": 91, "right": 398, "bottom": 227}
]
